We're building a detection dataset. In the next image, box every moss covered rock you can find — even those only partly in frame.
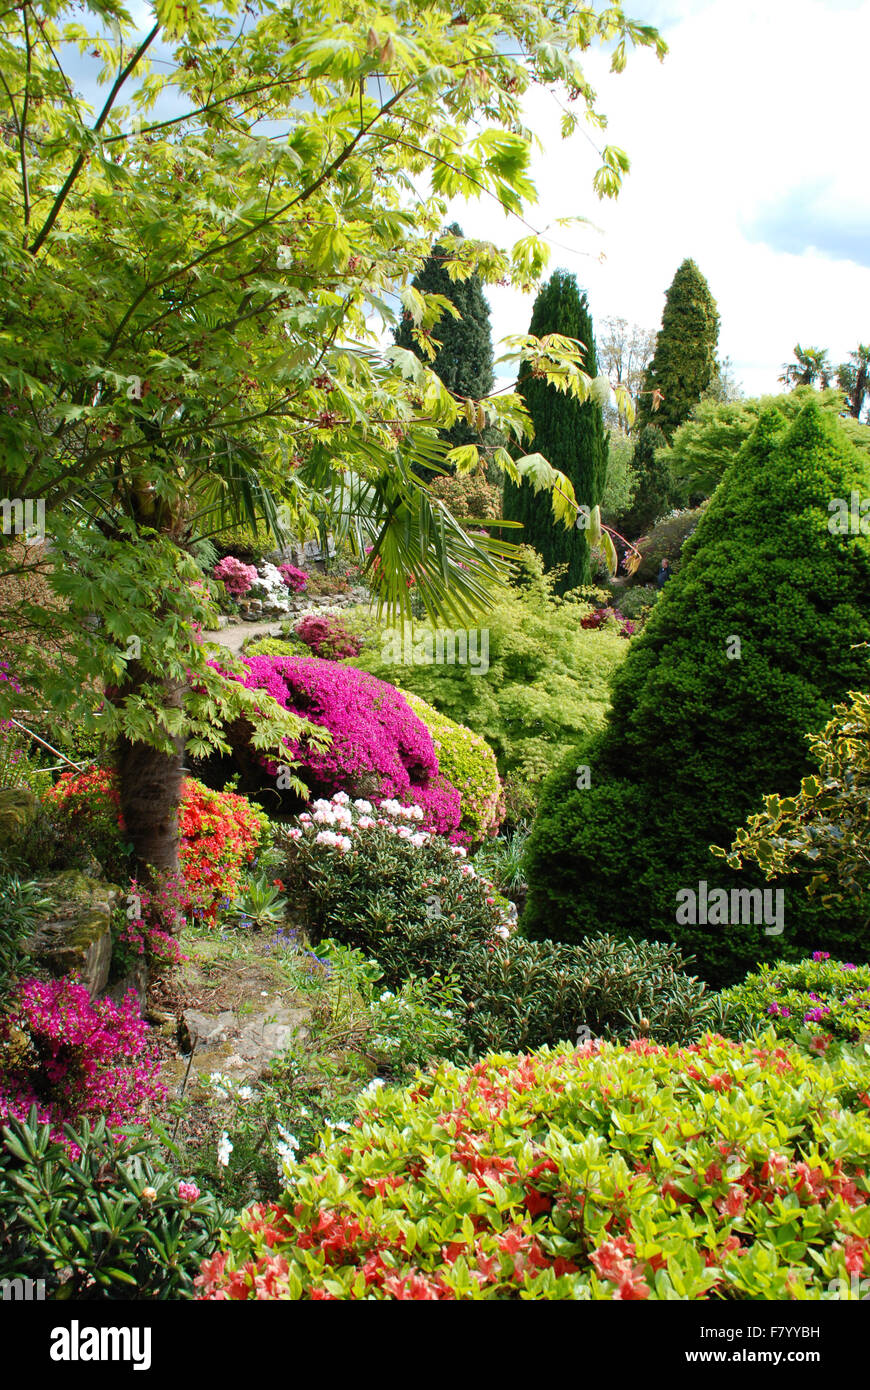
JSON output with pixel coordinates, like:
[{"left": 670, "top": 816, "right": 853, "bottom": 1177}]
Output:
[{"left": 23, "top": 871, "right": 121, "bottom": 998}]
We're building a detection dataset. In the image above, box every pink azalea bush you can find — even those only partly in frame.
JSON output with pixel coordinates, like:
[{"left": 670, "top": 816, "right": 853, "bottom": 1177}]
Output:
[
  {"left": 218, "top": 655, "right": 463, "bottom": 838},
  {"left": 214, "top": 556, "right": 259, "bottom": 597},
  {"left": 294, "top": 613, "right": 362, "bottom": 660},
  {"left": 0, "top": 977, "right": 165, "bottom": 1153},
  {"left": 278, "top": 563, "right": 308, "bottom": 593}
]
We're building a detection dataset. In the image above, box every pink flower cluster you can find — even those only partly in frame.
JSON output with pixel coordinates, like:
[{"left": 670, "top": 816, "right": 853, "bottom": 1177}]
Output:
[
  {"left": 214, "top": 556, "right": 259, "bottom": 597},
  {"left": 119, "top": 875, "right": 188, "bottom": 968},
  {"left": 0, "top": 978, "right": 166, "bottom": 1153},
  {"left": 220, "top": 655, "right": 462, "bottom": 838},
  {"left": 277, "top": 563, "right": 308, "bottom": 592}
]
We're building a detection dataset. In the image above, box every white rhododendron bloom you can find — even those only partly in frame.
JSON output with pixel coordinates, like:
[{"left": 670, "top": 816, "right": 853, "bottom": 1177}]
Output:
[
  {"left": 286, "top": 826, "right": 302, "bottom": 840},
  {"left": 451, "top": 845, "right": 467, "bottom": 858},
  {"left": 353, "top": 799, "right": 373, "bottom": 814},
  {"left": 357, "top": 816, "right": 375, "bottom": 829},
  {"left": 410, "top": 833, "right": 428, "bottom": 848},
  {"left": 332, "top": 791, "right": 350, "bottom": 804},
  {"left": 217, "top": 1132, "right": 233, "bottom": 1167},
  {"left": 313, "top": 808, "right": 336, "bottom": 824},
  {"left": 311, "top": 799, "right": 333, "bottom": 813},
  {"left": 396, "top": 825, "right": 412, "bottom": 839}
]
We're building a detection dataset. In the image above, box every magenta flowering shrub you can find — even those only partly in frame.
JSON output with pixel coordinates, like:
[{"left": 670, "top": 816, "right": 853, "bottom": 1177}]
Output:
[
  {"left": 214, "top": 556, "right": 259, "bottom": 597},
  {"left": 0, "top": 977, "right": 165, "bottom": 1151},
  {"left": 117, "top": 875, "right": 188, "bottom": 971},
  {"left": 294, "top": 613, "right": 362, "bottom": 660},
  {"left": 219, "top": 655, "right": 463, "bottom": 838},
  {"left": 278, "top": 563, "right": 308, "bottom": 593}
]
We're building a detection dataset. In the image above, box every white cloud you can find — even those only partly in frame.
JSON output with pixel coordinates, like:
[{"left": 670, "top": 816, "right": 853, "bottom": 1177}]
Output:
[{"left": 444, "top": 0, "right": 870, "bottom": 397}]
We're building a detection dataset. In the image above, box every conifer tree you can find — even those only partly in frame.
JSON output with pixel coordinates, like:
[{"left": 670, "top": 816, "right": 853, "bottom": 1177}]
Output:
[
  {"left": 394, "top": 223, "right": 495, "bottom": 449},
  {"left": 635, "top": 258, "right": 720, "bottom": 441},
  {"left": 522, "top": 402, "right": 870, "bottom": 985},
  {"left": 502, "top": 271, "right": 608, "bottom": 591}
]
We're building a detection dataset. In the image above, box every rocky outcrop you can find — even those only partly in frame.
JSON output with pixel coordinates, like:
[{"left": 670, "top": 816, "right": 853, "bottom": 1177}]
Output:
[{"left": 22, "top": 870, "right": 121, "bottom": 998}]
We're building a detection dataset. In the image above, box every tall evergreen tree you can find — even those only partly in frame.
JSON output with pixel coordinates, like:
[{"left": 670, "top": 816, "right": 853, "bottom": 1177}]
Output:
[
  {"left": 394, "top": 223, "right": 495, "bottom": 449},
  {"left": 502, "top": 271, "right": 609, "bottom": 591},
  {"left": 635, "top": 258, "right": 720, "bottom": 441}
]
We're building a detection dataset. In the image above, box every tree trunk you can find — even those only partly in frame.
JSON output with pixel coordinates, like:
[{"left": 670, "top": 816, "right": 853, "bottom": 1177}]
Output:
[{"left": 117, "top": 667, "right": 185, "bottom": 882}]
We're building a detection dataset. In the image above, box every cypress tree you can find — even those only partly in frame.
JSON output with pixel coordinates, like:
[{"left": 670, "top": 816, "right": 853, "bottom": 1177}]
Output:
[
  {"left": 522, "top": 401, "right": 870, "bottom": 985},
  {"left": 394, "top": 223, "right": 495, "bottom": 450},
  {"left": 635, "top": 258, "right": 720, "bottom": 441},
  {"left": 502, "top": 271, "right": 609, "bottom": 592}
]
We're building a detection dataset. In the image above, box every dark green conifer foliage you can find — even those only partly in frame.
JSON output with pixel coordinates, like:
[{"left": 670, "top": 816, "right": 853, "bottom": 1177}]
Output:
[
  {"left": 618, "top": 424, "right": 669, "bottom": 539},
  {"left": 635, "top": 258, "right": 720, "bottom": 441},
  {"left": 502, "top": 271, "right": 608, "bottom": 592},
  {"left": 522, "top": 402, "right": 870, "bottom": 985},
  {"left": 394, "top": 223, "right": 495, "bottom": 450}
]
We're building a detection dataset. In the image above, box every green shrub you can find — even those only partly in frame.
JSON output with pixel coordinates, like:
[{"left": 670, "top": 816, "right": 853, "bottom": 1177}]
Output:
[
  {"left": 198, "top": 1032, "right": 870, "bottom": 1301},
  {"left": 244, "top": 636, "right": 302, "bottom": 658},
  {"left": 277, "top": 806, "right": 504, "bottom": 990},
  {"left": 457, "top": 933, "right": 723, "bottom": 1055},
  {"left": 428, "top": 470, "right": 502, "bottom": 525},
  {"left": 399, "top": 689, "right": 503, "bottom": 844},
  {"left": 616, "top": 583, "right": 659, "bottom": 622},
  {"left": 350, "top": 549, "right": 628, "bottom": 810},
  {"left": 0, "top": 1111, "right": 228, "bottom": 1298},
  {"left": 626, "top": 504, "right": 706, "bottom": 586},
  {"left": 721, "top": 955, "right": 870, "bottom": 1046},
  {"left": 0, "top": 874, "right": 48, "bottom": 999},
  {"left": 523, "top": 403, "right": 870, "bottom": 985}
]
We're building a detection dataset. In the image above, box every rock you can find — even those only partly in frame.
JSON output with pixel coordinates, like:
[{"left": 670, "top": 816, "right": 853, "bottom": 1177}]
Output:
[
  {"left": 174, "top": 1002, "right": 311, "bottom": 1082},
  {"left": 0, "top": 786, "right": 37, "bottom": 848},
  {"left": 23, "top": 871, "right": 121, "bottom": 998}
]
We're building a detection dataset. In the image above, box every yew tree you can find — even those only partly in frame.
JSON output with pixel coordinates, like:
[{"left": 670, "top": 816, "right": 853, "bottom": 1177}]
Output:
[{"left": 0, "top": 0, "right": 661, "bottom": 879}]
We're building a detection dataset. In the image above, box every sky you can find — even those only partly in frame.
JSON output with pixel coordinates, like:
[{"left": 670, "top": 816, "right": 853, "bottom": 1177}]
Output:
[{"left": 444, "top": 0, "right": 870, "bottom": 397}]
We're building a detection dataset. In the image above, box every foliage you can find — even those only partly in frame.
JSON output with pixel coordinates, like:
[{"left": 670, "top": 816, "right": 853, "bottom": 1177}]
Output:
[
  {"left": 399, "top": 690, "right": 504, "bottom": 844},
  {"left": 351, "top": 549, "right": 628, "bottom": 814},
  {"left": 720, "top": 955, "right": 870, "bottom": 1047},
  {"left": 635, "top": 258, "right": 720, "bottom": 441},
  {"left": 276, "top": 798, "right": 505, "bottom": 989},
  {"left": 0, "top": 2, "right": 664, "bottom": 879},
  {"left": 714, "top": 690, "right": 870, "bottom": 914},
  {"left": 294, "top": 614, "right": 362, "bottom": 661},
  {"left": 222, "top": 656, "right": 463, "bottom": 837},
  {"left": 457, "top": 933, "right": 722, "bottom": 1055},
  {"left": 615, "top": 584, "right": 659, "bottom": 623},
  {"left": 503, "top": 273, "right": 609, "bottom": 591},
  {"left": 45, "top": 769, "right": 267, "bottom": 920},
  {"left": 0, "top": 1112, "right": 227, "bottom": 1298},
  {"left": 473, "top": 825, "right": 530, "bottom": 898},
  {"left": 599, "top": 430, "right": 638, "bottom": 526},
  {"left": 0, "top": 978, "right": 164, "bottom": 1148},
  {"left": 0, "top": 874, "right": 48, "bottom": 1000},
  {"left": 181, "top": 942, "right": 465, "bottom": 1210},
  {"left": 664, "top": 387, "right": 870, "bottom": 507},
  {"left": 780, "top": 345, "right": 833, "bottom": 390},
  {"left": 626, "top": 505, "right": 707, "bottom": 586},
  {"left": 837, "top": 345, "right": 870, "bottom": 422},
  {"left": 393, "top": 224, "right": 497, "bottom": 452},
  {"left": 197, "top": 1032, "right": 870, "bottom": 1301},
  {"left": 427, "top": 471, "right": 503, "bottom": 528},
  {"left": 244, "top": 636, "right": 302, "bottom": 660},
  {"left": 619, "top": 425, "right": 670, "bottom": 539},
  {"left": 522, "top": 403, "right": 870, "bottom": 986}
]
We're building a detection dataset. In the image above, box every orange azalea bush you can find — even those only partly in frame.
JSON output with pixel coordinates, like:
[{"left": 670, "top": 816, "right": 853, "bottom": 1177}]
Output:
[
  {"left": 196, "top": 1033, "right": 870, "bottom": 1300},
  {"left": 45, "top": 768, "right": 266, "bottom": 921}
]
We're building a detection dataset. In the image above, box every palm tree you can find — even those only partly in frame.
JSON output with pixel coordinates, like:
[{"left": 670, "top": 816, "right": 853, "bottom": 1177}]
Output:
[
  {"left": 779, "top": 344, "right": 833, "bottom": 390},
  {"left": 837, "top": 345, "right": 870, "bottom": 421}
]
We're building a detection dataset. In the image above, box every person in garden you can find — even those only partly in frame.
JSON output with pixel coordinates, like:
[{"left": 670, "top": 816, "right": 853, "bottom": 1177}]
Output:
[{"left": 657, "top": 557, "right": 671, "bottom": 588}]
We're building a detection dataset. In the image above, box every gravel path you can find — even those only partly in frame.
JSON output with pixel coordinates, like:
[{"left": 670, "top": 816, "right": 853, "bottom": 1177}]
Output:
[{"left": 203, "top": 619, "right": 281, "bottom": 655}]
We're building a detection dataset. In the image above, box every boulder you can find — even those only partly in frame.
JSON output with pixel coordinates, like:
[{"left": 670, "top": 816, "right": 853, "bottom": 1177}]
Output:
[{"left": 22, "top": 870, "right": 121, "bottom": 998}]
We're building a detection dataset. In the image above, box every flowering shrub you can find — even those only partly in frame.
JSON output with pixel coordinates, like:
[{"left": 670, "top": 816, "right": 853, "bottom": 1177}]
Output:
[
  {"left": 400, "top": 690, "right": 503, "bottom": 845},
  {"left": 277, "top": 795, "right": 504, "bottom": 988},
  {"left": 222, "top": 656, "right": 463, "bottom": 838},
  {"left": 0, "top": 1113, "right": 227, "bottom": 1298},
  {"left": 278, "top": 563, "right": 308, "bottom": 592},
  {"left": 44, "top": 769, "right": 267, "bottom": 921},
  {"left": 250, "top": 561, "right": 294, "bottom": 614},
  {"left": 579, "top": 605, "right": 635, "bottom": 638},
  {"left": 294, "top": 614, "right": 362, "bottom": 661},
  {"left": 721, "top": 955, "right": 870, "bottom": 1048},
  {"left": 114, "top": 874, "right": 188, "bottom": 972},
  {"left": 197, "top": 1032, "right": 870, "bottom": 1300},
  {"left": 0, "top": 977, "right": 165, "bottom": 1150},
  {"left": 214, "top": 555, "right": 259, "bottom": 597}
]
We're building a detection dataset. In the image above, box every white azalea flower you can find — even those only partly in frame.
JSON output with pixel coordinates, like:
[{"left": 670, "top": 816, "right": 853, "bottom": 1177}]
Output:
[
  {"left": 217, "top": 1132, "right": 233, "bottom": 1167},
  {"left": 332, "top": 790, "right": 350, "bottom": 804}
]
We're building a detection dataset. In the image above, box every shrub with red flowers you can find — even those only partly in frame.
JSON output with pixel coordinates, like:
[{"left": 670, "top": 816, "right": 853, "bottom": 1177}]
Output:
[
  {"left": 580, "top": 605, "right": 635, "bottom": 639},
  {"left": 44, "top": 769, "right": 267, "bottom": 922},
  {"left": 0, "top": 977, "right": 165, "bottom": 1151},
  {"left": 277, "top": 563, "right": 308, "bottom": 593},
  {"left": 293, "top": 614, "right": 362, "bottom": 661},
  {"left": 214, "top": 556, "right": 259, "bottom": 597},
  {"left": 197, "top": 1032, "right": 870, "bottom": 1300},
  {"left": 219, "top": 655, "right": 463, "bottom": 838}
]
